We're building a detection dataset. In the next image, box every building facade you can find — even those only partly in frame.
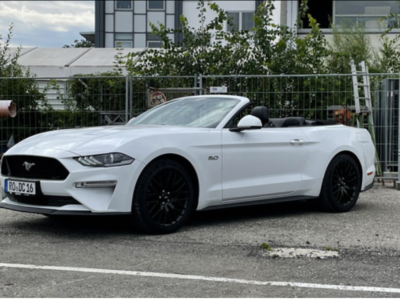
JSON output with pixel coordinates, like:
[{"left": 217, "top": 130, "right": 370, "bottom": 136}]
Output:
[
  {"left": 291, "top": 0, "right": 400, "bottom": 32},
  {"left": 94, "top": 0, "right": 266, "bottom": 48},
  {"left": 284, "top": 0, "right": 400, "bottom": 48},
  {"left": 94, "top": 1, "right": 400, "bottom": 49}
]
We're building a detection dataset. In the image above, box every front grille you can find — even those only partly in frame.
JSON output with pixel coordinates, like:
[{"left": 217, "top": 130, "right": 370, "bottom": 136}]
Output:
[
  {"left": 7, "top": 193, "right": 79, "bottom": 207},
  {"left": 1, "top": 156, "right": 69, "bottom": 180}
]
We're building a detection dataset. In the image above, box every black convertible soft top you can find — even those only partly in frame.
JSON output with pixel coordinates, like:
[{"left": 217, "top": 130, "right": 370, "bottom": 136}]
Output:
[{"left": 268, "top": 117, "right": 336, "bottom": 128}]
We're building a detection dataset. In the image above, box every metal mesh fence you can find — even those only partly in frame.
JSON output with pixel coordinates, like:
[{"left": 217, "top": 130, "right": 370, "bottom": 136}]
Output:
[
  {"left": 0, "top": 73, "right": 399, "bottom": 179},
  {"left": 130, "top": 76, "right": 198, "bottom": 116},
  {"left": 201, "top": 74, "right": 387, "bottom": 118},
  {"left": 0, "top": 76, "right": 128, "bottom": 148},
  {"left": 200, "top": 74, "right": 399, "bottom": 178}
]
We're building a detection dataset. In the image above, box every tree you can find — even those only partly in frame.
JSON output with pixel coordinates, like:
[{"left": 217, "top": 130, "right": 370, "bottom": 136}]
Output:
[
  {"left": 378, "top": 35, "right": 400, "bottom": 73},
  {"left": 376, "top": 2, "right": 400, "bottom": 73},
  {"left": 124, "top": 1, "right": 332, "bottom": 116},
  {"left": 327, "top": 22, "right": 379, "bottom": 74},
  {"left": 0, "top": 24, "right": 48, "bottom": 143},
  {"left": 125, "top": 0, "right": 330, "bottom": 76},
  {"left": 63, "top": 39, "right": 94, "bottom": 48},
  {"left": 0, "top": 24, "right": 46, "bottom": 109}
]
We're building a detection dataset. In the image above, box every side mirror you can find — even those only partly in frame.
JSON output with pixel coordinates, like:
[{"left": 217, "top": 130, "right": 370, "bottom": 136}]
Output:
[{"left": 230, "top": 115, "right": 262, "bottom": 132}]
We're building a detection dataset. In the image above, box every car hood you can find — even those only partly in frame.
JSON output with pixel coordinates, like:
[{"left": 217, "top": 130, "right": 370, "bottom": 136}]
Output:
[{"left": 7, "top": 125, "right": 209, "bottom": 156}]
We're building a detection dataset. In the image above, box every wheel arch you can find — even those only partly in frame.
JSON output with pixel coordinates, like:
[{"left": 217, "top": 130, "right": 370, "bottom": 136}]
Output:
[
  {"left": 316, "top": 150, "right": 364, "bottom": 212},
  {"left": 144, "top": 154, "right": 200, "bottom": 210},
  {"left": 326, "top": 150, "right": 364, "bottom": 185}
]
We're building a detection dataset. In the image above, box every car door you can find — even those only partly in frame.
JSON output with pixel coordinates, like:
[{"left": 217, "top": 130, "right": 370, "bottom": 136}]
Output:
[{"left": 221, "top": 127, "right": 308, "bottom": 202}]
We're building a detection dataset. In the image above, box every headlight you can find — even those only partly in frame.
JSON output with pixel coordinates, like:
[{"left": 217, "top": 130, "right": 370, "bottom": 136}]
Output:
[{"left": 74, "top": 153, "right": 134, "bottom": 167}]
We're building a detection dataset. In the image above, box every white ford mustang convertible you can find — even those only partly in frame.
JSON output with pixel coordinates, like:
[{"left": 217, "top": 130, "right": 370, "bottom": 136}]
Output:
[{"left": 0, "top": 95, "right": 375, "bottom": 233}]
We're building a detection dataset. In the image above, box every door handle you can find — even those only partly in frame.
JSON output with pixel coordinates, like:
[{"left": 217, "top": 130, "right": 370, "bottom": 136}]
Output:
[{"left": 290, "top": 139, "right": 305, "bottom": 145}]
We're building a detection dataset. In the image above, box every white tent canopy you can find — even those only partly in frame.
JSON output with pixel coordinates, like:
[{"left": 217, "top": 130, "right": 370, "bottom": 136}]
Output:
[
  {"left": 4, "top": 47, "right": 145, "bottom": 110},
  {"left": 9, "top": 47, "right": 145, "bottom": 77}
]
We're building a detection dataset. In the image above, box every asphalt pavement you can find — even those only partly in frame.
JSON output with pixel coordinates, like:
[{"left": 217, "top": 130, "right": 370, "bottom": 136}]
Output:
[{"left": 0, "top": 183, "right": 400, "bottom": 297}]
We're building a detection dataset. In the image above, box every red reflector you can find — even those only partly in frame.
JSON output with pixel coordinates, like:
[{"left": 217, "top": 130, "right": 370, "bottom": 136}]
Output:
[{"left": 367, "top": 172, "right": 373, "bottom": 176}]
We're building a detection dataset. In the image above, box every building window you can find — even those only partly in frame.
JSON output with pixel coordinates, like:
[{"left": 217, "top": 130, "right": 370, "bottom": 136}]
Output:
[
  {"left": 115, "top": 34, "right": 132, "bottom": 48},
  {"left": 148, "top": 0, "right": 165, "bottom": 10},
  {"left": 115, "top": 33, "right": 133, "bottom": 40},
  {"left": 115, "top": 41, "right": 133, "bottom": 48},
  {"left": 227, "top": 12, "right": 254, "bottom": 31},
  {"left": 116, "top": 1, "right": 132, "bottom": 10},
  {"left": 299, "top": 0, "right": 332, "bottom": 29},
  {"left": 334, "top": 1, "right": 400, "bottom": 30},
  {"left": 299, "top": 0, "right": 400, "bottom": 30},
  {"left": 147, "top": 41, "right": 163, "bottom": 48}
]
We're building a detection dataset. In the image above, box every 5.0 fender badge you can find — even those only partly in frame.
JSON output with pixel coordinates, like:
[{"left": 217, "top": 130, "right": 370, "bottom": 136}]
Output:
[{"left": 208, "top": 156, "right": 219, "bottom": 161}]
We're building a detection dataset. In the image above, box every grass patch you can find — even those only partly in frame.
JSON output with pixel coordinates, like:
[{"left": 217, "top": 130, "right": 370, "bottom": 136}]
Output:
[
  {"left": 261, "top": 243, "right": 273, "bottom": 251},
  {"left": 325, "top": 246, "right": 339, "bottom": 252}
]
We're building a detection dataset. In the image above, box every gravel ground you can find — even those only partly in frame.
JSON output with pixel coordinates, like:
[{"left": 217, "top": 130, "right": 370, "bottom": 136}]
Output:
[{"left": 0, "top": 183, "right": 399, "bottom": 297}]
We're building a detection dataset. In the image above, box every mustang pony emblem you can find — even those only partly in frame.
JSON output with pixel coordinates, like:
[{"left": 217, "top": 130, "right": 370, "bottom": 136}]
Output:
[{"left": 22, "top": 162, "right": 35, "bottom": 171}]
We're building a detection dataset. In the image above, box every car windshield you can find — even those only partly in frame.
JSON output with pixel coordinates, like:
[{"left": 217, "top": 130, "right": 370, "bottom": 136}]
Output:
[{"left": 128, "top": 97, "right": 240, "bottom": 128}]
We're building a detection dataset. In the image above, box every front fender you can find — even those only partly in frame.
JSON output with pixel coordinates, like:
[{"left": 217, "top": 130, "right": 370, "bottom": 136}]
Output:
[{"left": 115, "top": 130, "right": 223, "bottom": 210}]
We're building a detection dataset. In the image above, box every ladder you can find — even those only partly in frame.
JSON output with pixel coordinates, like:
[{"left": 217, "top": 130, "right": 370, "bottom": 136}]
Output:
[
  {"left": 350, "top": 60, "right": 375, "bottom": 135},
  {"left": 350, "top": 60, "right": 381, "bottom": 176}
]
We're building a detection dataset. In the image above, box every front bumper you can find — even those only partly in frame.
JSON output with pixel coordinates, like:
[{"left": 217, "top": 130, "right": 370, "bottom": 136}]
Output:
[
  {"left": 0, "top": 152, "right": 146, "bottom": 214},
  {"left": 0, "top": 200, "right": 130, "bottom": 216}
]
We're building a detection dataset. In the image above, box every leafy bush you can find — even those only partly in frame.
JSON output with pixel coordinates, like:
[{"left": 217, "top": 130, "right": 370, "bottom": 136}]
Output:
[
  {"left": 0, "top": 24, "right": 48, "bottom": 144},
  {"left": 126, "top": 1, "right": 330, "bottom": 76}
]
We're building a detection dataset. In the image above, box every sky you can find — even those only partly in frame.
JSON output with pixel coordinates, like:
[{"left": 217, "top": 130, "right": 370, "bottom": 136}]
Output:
[{"left": 0, "top": 1, "right": 95, "bottom": 48}]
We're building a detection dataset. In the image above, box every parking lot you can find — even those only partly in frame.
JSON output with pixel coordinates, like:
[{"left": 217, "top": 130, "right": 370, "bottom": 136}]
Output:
[{"left": 1, "top": 184, "right": 400, "bottom": 297}]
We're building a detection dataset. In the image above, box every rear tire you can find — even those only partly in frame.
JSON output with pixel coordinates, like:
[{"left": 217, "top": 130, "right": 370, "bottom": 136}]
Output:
[
  {"left": 318, "top": 154, "right": 361, "bottom": 212},
  {"left": 131, "top": 159, "right": 196, "bottom": 234}
]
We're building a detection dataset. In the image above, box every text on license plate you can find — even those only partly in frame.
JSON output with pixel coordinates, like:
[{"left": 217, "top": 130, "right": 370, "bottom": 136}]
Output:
[{"left": 5, "top": 180, "right": 36, "bottom": 195}]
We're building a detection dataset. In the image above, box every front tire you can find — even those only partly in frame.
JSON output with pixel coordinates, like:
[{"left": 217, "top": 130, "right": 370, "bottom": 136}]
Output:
[
  {"left": 131, "top": 159, "right": 196, "bottom": 234},
  {"left": 318, "top": 154, "right": 361, "bottom": 212}
]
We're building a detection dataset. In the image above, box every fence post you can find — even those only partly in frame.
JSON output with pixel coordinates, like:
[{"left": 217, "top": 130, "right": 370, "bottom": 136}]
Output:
[
  {"left": 125, "top": 75, "right": 129, "bottom": 123},
  {"left": 194, "top": 75, "right": 198, "bottom": 96},
  {"left": 397, "top": 73, "right": 400, "bottom": 189},
  {"left": 199, "top": 74, "right": 203, "bottom": 95},
  {"left": 129, "top": 74, "right": 133, "bottom": 119}
]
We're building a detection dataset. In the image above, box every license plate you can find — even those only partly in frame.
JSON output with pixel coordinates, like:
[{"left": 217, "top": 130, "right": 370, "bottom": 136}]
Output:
[{"left": 5, "top": 179, "right": 36, "bottom": 196}]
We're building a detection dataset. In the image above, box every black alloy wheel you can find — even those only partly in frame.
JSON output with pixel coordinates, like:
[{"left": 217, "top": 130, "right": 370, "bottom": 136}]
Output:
[
  {"left": 131, "top": 159, "right": 196, "bottom": 234},
  {"left": 319, "top": 154, "right": 361, "bottom": 212},
  {"left": 146, "top": 167, "right": 190, "bottom": 226},
  {"left": 331, "top": 160, "right": 359, "bottom": 205}
]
